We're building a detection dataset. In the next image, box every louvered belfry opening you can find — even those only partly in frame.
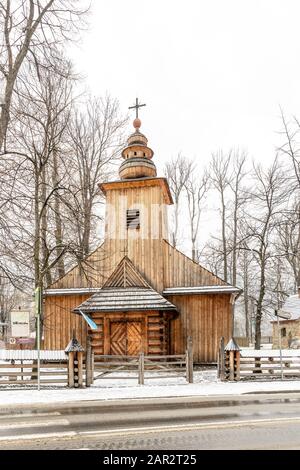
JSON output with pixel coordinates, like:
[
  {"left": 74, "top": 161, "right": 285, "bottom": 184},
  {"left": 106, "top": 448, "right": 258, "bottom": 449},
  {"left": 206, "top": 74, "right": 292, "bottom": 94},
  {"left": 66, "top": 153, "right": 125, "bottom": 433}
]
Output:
[{"left": 126, "top": 209, "right": 140, "bottom": 229}]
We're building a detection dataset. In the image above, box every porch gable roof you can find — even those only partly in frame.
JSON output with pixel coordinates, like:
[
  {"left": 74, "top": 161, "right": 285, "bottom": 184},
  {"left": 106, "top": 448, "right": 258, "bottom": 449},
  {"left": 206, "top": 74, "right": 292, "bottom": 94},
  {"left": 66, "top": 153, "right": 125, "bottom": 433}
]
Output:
[{"left": 73, "top": 287, "right": 177, "bottom": 313}]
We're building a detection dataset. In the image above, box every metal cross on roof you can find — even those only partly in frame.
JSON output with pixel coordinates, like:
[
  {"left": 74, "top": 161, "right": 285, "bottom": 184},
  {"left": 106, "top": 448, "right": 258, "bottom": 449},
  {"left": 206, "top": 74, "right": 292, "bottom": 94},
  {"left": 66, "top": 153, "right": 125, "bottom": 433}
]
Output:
[{"left": 128, "top": 97, "right": 146, "bottom": 119}]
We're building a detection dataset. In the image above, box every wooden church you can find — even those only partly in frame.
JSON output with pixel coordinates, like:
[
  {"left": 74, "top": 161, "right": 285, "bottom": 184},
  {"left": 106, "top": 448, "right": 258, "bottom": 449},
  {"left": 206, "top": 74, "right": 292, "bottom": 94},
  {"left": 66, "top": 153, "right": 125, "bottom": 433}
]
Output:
[{"left": 43, "top": 102, "right": 240, "bottom": 363}]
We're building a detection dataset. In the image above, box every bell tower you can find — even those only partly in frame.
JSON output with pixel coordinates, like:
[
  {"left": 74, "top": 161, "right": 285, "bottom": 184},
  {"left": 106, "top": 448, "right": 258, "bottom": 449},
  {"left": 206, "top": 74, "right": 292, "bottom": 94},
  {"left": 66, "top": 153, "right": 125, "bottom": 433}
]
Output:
[{"left": 99, "top": 99, "right": 173, "bottom": 292}]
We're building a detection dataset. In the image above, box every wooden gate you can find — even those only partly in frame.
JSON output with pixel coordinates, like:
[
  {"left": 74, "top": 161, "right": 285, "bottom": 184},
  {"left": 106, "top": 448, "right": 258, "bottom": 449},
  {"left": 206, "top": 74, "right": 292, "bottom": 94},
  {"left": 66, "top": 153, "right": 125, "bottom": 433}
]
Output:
[{"left": 110, "top": 320, "right": 142, "bottom": 356}]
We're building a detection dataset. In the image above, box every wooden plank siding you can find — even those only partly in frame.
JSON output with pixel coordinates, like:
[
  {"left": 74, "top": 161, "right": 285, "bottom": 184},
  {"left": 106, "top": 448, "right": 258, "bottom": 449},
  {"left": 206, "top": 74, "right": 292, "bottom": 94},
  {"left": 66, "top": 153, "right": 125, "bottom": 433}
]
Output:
[
  {"left": 43, "top": 295, "right": 89, "bottom": 350},
  {"left": 168, "top": 294, "right": 232, "bottom": 363}
]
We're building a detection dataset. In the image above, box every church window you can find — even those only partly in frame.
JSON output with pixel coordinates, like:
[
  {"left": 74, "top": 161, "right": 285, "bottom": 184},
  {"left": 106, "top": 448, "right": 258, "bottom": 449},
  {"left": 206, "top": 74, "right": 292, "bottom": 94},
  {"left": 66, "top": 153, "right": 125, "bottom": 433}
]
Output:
[
  {"left": 126, "top": 209, "right": 140, "bottom": 229},
  {"left": 281, "top": 328, "right": 286, "bottom": 337},
  {"left": 134, "top": 151, "right": 137, "bottom": 155}
]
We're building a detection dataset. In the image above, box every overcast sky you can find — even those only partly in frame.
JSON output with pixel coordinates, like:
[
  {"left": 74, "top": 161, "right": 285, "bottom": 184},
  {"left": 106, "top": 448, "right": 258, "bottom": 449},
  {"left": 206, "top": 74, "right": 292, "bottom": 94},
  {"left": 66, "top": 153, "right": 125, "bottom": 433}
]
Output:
[
  {"left": 69, "top": 0, "right": 300, "bottom": 249},
  {"left": 69, "top": 0, "right": 300, "bottom": 173}
]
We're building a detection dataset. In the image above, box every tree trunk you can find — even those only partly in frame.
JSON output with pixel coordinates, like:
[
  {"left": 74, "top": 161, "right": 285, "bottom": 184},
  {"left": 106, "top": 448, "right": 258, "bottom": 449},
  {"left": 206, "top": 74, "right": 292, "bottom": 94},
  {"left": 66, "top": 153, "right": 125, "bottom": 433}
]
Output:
[
  {"left": 221, "top": 192, "right": 228, "bottom": 282},
  {"left": 52, "top": 149, "right": 65, "bottom": 278},
  {"left": 41, "top": 166, "right": 52, "bottom": 287}
]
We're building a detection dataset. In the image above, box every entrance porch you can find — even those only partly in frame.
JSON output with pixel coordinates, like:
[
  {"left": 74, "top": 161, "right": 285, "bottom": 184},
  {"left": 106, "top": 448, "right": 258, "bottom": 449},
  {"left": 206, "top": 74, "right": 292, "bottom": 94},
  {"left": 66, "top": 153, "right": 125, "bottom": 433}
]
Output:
[{"left": 83, "top": 310, "right": 173, "bottom": 356}]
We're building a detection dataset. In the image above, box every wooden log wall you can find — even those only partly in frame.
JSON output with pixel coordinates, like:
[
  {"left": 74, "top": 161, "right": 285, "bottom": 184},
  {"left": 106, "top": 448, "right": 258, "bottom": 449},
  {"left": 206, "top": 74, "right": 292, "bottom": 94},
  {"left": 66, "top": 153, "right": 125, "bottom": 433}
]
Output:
[
  {"left": 168, "top": 294, "right": 232, "bottom": 363},
  {"left": 88, "top": 311, "right": 170, "bottom": 356},
  {"left": 147, "top": 312, "right": 169, "bottom": 355}
]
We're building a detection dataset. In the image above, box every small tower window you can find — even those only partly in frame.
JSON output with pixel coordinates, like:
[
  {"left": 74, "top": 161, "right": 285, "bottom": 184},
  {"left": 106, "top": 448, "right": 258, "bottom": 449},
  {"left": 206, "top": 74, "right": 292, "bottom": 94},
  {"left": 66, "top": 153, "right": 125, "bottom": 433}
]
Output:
[
  {"left": 126, "top": 209, "right": 140, "bottom": 229},
  {"left": 134, "top": 151, "right": 137, "bottom": 156}
]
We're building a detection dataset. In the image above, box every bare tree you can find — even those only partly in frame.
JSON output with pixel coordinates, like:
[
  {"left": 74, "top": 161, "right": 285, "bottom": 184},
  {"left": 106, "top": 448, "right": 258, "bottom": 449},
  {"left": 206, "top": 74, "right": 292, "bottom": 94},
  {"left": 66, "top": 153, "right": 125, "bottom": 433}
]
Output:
[
  {"left": 164, "top": 154, "right": 193, "bottom": 248},
  {"left": 243, "top": 158, "right": 287, "bottom": 349},
  {"left": 278, "top": 111, "right": 300, "bottom": 290},
  {"left": 228, "top": 151, "right": 248, "bottom": 285},
  {"left": 0, "top": 0, "right": 88, "bottom": 151},
  {"left": 210, "top": 150, "right": 232, "bottom": 282},
  {"left": 67, "top": 95, "right": 128, "bottom": 258},
  {"left": 279, "top": 110, "right": 300, "bottom": 188},
  {"left": 277, "top": 202, "right": 300, "bottom": 289},
  {"left": 2, "top": 56, "right": 76, "bottom": 290},
  {"left": 185, "top": 169, "right": 209, "bottom": 262}
]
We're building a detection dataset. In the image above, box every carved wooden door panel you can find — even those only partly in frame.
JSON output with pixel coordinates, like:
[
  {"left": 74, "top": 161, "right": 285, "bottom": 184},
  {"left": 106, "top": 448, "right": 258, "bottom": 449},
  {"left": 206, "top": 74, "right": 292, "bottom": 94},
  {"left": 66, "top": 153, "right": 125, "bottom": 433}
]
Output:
[
  {"left": 110, "top": 321, "right": 142, "bottom": 356},
  {"left": 110, "top": 321, "right": 126, "bottom": 355},
  {"left": 126, "top": 322, "right": 142, "bottom": 356}
]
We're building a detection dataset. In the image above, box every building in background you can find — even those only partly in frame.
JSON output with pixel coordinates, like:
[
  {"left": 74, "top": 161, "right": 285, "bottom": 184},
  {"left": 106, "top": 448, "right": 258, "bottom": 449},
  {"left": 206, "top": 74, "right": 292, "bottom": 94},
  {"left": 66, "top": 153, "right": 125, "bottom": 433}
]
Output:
[{"left": 272, "top": 288, "right": 300, "bottom": 349}]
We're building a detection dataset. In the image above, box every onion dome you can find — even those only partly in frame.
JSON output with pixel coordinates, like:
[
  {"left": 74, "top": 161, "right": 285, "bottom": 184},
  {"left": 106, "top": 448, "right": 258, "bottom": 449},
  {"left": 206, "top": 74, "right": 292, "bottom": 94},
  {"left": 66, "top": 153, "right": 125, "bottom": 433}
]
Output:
[{"left": 119, "top": 118, "right": 157, "bottom": 179}]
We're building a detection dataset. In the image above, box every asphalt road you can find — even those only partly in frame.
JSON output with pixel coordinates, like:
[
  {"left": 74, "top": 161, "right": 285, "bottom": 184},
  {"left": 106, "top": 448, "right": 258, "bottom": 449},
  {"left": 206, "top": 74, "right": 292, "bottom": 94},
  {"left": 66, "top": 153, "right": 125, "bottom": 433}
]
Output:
[{"left": 1, "top": 393, "right": 300, "bottom": 450}]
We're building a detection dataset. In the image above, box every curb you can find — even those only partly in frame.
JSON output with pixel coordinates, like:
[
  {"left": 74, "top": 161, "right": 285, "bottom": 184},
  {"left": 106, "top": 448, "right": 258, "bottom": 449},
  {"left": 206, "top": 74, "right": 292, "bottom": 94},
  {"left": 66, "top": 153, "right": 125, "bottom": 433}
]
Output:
[{"left": 1, "top": 392, "right": 300, "bottom": 418}]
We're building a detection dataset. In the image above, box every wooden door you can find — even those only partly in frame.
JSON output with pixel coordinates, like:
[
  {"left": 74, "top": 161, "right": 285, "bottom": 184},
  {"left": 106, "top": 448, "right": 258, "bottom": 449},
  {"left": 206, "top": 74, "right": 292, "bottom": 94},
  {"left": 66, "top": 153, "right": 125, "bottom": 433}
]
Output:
[
  {"left": 127, "top": 322, "right": 142, "bottom": 355},
  {"left": 110, "top": 321, "right": 127, "bottom": 355},
  {"left": 110, "top": 321, "right": 142, "bottom": 356}
]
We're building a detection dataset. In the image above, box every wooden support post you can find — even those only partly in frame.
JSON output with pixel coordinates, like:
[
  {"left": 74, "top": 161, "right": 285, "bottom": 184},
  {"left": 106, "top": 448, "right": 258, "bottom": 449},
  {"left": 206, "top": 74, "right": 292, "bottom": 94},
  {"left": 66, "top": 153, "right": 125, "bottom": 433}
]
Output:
[
  {"left": 234, "top": 350, "right": 240, "bottom": 381},
  {"left": 65, "top": 336, "right": 85, "bottom": 388},
  {"left": 186, "top": 336, "right": 194, "bottom": 384},
  {"left": 67, "top": 352, "right": 74, "bottom": 388},
  {"left": 229, "top": 351, "right": 235, "bottom": 381},
  {"left": 91, "top": 350, "right": 94, "bottom": 384},
  {"left": 224, "top": 338, "right": 240, "bottom": 382},
  {"left": 86, "top": 336, "right": 92, "bottom": 387},
  {"left": 138, "top": 352, "right": 144, "bottom": 385},
  {"left": 218, "top": 337, "right": 225, "bottom": 381},
  {"left": 77, "top": 351, "right": 83, "bottom": 388},
  {"left": 224, "top": 352, "right": 228, "bottom": 380}
]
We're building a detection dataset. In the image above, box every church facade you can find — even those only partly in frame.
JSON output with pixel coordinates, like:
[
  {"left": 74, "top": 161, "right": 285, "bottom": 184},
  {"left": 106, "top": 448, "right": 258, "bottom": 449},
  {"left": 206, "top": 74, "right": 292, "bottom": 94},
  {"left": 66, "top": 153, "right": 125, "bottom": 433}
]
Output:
[{"left": 43, "top": 109, "right": 240, "bottom": 363}]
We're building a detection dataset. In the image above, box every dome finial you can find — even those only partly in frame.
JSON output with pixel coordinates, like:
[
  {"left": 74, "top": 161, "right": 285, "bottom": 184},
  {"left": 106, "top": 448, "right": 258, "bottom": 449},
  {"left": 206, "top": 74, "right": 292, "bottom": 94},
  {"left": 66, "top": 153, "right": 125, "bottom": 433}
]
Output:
[{"left": 133, "top": 117, "right": 141, "bottom": 130}]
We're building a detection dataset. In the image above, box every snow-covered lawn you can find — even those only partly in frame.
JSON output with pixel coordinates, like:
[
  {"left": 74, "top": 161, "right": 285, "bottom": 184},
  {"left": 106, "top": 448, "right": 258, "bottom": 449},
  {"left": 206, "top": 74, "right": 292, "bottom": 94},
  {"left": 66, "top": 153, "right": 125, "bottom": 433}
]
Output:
[{"left": 1, "top": 369, "right": 300, "bottom": 406}]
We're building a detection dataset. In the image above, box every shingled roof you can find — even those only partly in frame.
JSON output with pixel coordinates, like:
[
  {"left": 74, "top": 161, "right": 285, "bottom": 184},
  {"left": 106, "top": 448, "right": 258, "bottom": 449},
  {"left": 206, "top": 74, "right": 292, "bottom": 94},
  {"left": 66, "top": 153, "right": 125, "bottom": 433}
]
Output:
[
  {"left": 73, "top": 286, "right": 177, "bottom": 313},
  {"left": 73, "top": 256, "right": 177, "bottom": 314}
]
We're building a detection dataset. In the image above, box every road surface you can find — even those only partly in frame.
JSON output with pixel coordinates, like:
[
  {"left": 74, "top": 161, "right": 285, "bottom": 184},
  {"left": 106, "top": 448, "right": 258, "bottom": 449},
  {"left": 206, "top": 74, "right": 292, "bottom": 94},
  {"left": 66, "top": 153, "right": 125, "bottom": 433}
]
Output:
[{"left": 1, "top": 393, "right": 300, "bottom": 449}]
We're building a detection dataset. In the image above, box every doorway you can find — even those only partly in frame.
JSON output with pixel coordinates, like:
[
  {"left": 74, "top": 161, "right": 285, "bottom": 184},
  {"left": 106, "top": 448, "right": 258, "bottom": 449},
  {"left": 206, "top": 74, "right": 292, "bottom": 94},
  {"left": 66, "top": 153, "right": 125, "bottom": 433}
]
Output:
[{"left": 110, "top": 320, "right": 142, "bottom": 356}]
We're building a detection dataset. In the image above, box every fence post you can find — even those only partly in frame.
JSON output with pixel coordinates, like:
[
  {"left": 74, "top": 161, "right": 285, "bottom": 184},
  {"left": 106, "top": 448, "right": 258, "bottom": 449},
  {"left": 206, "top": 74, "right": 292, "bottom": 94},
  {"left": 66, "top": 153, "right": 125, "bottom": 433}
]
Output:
[
  {"left": 77, "top": 351, "right": 84, "bottom": 388},
  {"left": 186, "top": 336, "right": 193, "bottom": 384},
  {"left": 91, "top": 349, "right": 94, "bottom": 384},
  {"left": 224, "top": 338, "right": 240, "bottom": 381},
  {"left": 67, "top": 351, "right": 75, "bottom": 388},
  {"left": 235, "top": 350, "right": 240, "bottom": 381},
  {"left": 138, "top": 352, "right": 144, "bottom": 385},
  {"left": 65, "top": 335, "right": 85, "bottom": 388},
  {"left": 86, "top": 335, "right": 92, "bottom": 387},
  {"left": 218, "top": 336, "right": 225, "bottom": 381}
]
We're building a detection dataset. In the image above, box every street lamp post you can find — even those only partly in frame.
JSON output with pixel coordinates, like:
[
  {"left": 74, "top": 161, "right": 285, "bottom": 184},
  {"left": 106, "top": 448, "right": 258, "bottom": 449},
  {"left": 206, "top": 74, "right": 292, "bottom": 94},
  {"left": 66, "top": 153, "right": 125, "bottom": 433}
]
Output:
[{"left": 275, "top": 310, "right": 283, "bottom": 380}]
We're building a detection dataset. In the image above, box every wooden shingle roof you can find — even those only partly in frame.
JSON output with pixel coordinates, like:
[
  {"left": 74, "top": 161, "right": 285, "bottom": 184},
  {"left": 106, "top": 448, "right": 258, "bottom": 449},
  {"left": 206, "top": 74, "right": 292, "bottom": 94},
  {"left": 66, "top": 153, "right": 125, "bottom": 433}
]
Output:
[
  {"left": 73, "top": 287, "right": 177, "bottom": 313},
  {"left": 73, "top": 256, "right": 177, "bottom": 314}
]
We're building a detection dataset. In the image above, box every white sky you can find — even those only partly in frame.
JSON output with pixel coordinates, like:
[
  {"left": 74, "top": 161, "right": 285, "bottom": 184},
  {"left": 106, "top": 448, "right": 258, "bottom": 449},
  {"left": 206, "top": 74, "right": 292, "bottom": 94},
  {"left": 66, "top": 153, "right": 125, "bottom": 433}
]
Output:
[
  {"left": 69, "top": 0, "right": 300, "bottom": 251},
  {"left": 69, "top": 0, "right": 300, "bottom": 170}
]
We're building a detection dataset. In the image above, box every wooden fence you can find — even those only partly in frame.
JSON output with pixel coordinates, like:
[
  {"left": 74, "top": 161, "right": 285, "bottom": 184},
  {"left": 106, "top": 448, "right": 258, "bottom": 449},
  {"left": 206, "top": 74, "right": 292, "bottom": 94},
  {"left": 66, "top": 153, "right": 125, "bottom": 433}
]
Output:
[
  {"left": 0, "top": 337, "right": 194, "bottom": 388},
  {"left": 218, "top": 337, "right": 300, "bottom": 381},
  {"left": 239, "top": 355, "right": 300, "bottom": 379},
  {"left": 0, "top": 347, "right": 85, "bottom": 388},
  {"left": 92, "top": 348, "right": 193, "bottom": 385},
  {"left": 0, "top": 359, "right": 69, "bottom": 386}
]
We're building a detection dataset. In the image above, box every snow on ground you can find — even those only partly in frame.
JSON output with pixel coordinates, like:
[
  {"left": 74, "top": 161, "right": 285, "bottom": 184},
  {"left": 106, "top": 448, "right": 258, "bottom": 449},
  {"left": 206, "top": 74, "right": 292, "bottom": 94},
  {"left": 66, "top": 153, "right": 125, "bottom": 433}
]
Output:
[
  {"left": 240, "top": 348, "right": 300, "bottom": 357},
  {"left": 1, "top": 369, "right": 300, "bottom": 406}
]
